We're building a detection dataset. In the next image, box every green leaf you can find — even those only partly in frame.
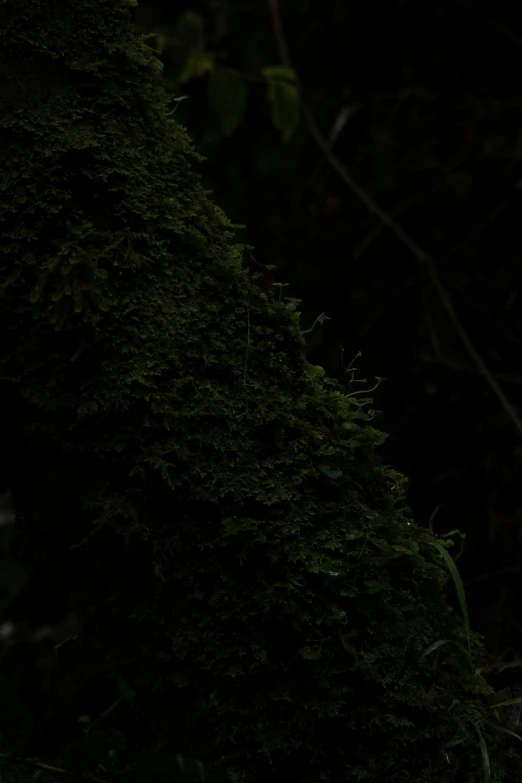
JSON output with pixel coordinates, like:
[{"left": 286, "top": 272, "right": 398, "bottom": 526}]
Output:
[
  {"left": 443, "top": 737, "right": 466, "bottom": 749},
  {"left": 29, "top": 284, "right": 42, "bottom": 303},
  {"left": 261, "top": 66, "right": 300, "bottom": 142},
  {"left": 327, "top": 608, "right": 348, "bottom": 622},
  {"left": 315, "top": 557, "right": 348, "bottom": 575},
  {"left": 495, "top": 727, "right": 522, "bottom": 743},
  {"left": 207, "top": 68, "right": 248, "bottom": 137},
  {"left": 420, "top": 637, "right": 472, "bottom": 662},
  {"left": 364, "top": 579, "right": 385, "bottom": 593},
  {"left": 488, "top": 695, "right": 522, "bottom": 709},
  {"left": 341, "top": 421, "right": 364, "bottom": 432},
  {"left": 473, "top": 724, "right": 491, "bottom": 783},
  {"left": 420, "top": 639, "right": 451, "bottom": 659},
  {"left": 261, "top": 66, "right": 298, "bottom": 85},
  {"left": 308, "top": 364, "right": 325, "bottom": 379},
  {"left": 345, "top": 410, "right": 372, "bottom": 421},
  {"left": 318, "top": 464, "right": 344, "bottom": 479},
  {"left": 299, "top": 645, "right": 322, "bottom": 660},
  {"left": 369, "top": 430, "right": 388, "bottom": 445},
  {"left": 430, "top": 541, "right": 471, "bottom": 644},
  {"left": 178, "top": 52, "right": 214, "bottom": 84},
  {"left": 364, "top": 511, "right": 388, "bottom": 527},
  {"left": 392, "top": 544, "right": 415, "bottom": 556}
]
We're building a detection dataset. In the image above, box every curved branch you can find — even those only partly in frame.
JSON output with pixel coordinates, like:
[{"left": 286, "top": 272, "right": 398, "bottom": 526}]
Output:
[{"left": 266, "top": 0, "right": 522, "bottom": 438}]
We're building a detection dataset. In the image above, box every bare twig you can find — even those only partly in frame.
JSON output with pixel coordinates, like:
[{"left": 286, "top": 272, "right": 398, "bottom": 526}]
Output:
[{"left": 265, "top": 0, "right": 522, "bottom": 438}]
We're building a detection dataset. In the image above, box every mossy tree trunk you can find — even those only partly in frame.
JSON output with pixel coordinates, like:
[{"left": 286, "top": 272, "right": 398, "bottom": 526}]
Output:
[{"left": 0, "top": 1, "right": 518, "bottom": 782}]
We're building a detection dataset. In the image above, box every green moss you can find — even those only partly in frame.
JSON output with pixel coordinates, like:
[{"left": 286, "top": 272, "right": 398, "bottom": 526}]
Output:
[{"left": 0, "top": 1, "right": 519, "bottom": 781}]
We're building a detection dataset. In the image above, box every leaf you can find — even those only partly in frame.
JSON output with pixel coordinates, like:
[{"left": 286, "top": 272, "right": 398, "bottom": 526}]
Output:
[
  {"left": 488, "top": 695, "right": 522, "bottom": 709},
  {"left": 327, "top": 608, "right": 348, "bottom": 622},
  {"left": 363, "top": 511, "right": 387, "bottom": 527},
  {"left": 318, "top": 464, "right": 344, "bottom": 479},
  {"left": 392, "top": 544, "right": 415, "bottom": 556},
  {"left": 345, "top": 410, "right": 372, "bottom": 421},
  {"left": 364, "top": 579, "right": 385, "bottom": 593},
  {"left": 472, "top": 724, "right": 491, "bottom": 783},
  {"left": 495, "top": 727, "right": 522, "bottom": 743},
  {"left": 178, "top": 52, "right": 214, "bottom": 84},
  {"left": 261, "top": 66, "right": 300, "bottom": 142},
  {"left": 420, "top": 639, "right": 451, "bottom": 659},
  {"left": 369, "top": 430, "right": 388, "bottom": 445},
  {"left": 262, "top": 65, "right": 298, "bottom": 85},
  {"left": 341, "top": 421, "right": 364, "bottom": 432},
  {"left": 29, "top": 284, "right": 42, "bottom": 303},
  {"left": 308, "top": 364, "right": 325, "bottom": 379},
  {"left": 299, "top": 645, "right": 322, "bottom": 660},
  {"left": 430, "top": 541, "right": 471, "bottom": 641},
  {"left": 207, "top": 68, "right": 248, "bottom": 137}
]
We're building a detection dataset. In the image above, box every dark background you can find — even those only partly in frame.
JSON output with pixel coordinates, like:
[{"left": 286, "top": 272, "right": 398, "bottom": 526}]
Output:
[{"left": 130, "top": 0, "right": 522, "bottom": 662}]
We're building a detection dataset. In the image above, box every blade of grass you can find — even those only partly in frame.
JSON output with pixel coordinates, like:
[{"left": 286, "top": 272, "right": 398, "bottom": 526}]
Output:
[{"left": 431, "top": 541, "right": 472, "bottom": 665}]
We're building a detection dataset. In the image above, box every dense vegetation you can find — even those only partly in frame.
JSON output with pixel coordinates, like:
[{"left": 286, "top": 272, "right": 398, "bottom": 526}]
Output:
[
  {"left": 131, "top": 0, "right": 522, "bottom": 660},
  {"left": 0, "top": 1, "right": 521, "bottom": 782}
]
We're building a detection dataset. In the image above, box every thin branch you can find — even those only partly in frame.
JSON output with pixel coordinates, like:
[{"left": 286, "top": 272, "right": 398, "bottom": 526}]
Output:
[
  {"left": 353, "top": 195, "right": 423, "bottom": 259},
  {"left": 416, "top": 352, "right": 522, "bottom": 386},
  {"left": 452, "top": 283, "right": 522, "bottom": 350},
  {"left": 0, "top": 754, "right": 108, "bottom": 783},
  {"left": 267, "top": 0, "right": 291, "bottom": 67},
  {"left": 458, "top": 0, "right": 522, "bottom": 49},
  {"left": 265, "top": 0, "right": 522, "bottom": 438}
]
